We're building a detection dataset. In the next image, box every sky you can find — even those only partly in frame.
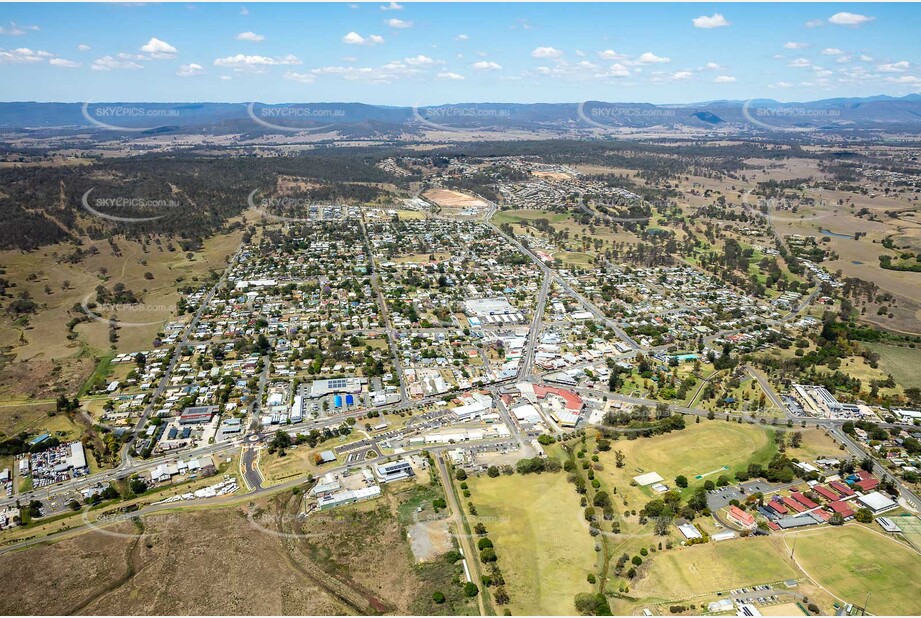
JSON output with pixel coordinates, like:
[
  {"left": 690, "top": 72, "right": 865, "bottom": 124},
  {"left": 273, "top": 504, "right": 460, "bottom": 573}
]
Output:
[{"left": 0, "top": 2, "right": 919, "bottom": 105}]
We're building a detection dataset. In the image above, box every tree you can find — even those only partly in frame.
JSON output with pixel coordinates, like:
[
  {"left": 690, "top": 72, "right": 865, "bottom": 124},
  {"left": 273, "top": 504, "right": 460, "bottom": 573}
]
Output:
[
  {"left": 464, "top": 582, "right": 479, "bottom": 598},
  {"left": 487, "top": 465, "right": 500, "bottom": 478},
  {"left": 829, "top": 512, "right": 845, "bottom": 526},
  {"left": 675, "top": 475, "right": 688, "bottom": 488},
  {"left": 614, "top": 450, "right": 625, "bottom": 468},
  {"left": 855, "top": 508, "right": 873, "bottom": 524},
  {"left": 455, "top": 468, "right": 468, "bottom": 481},
  {"left": 477, "top": 537, "right": 494, "bottom": 551},
  {"left": 432, "top": 591, "right": 446, "bottom": 604},
  {"left": 480, "top": 547, "right": 497, "bottom": 563}
]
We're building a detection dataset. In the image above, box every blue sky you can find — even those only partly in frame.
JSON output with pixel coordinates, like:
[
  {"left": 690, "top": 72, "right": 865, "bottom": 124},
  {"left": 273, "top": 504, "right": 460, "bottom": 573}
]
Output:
[{"left": 0, "top": 2, "right": 918, "bottom": 104}]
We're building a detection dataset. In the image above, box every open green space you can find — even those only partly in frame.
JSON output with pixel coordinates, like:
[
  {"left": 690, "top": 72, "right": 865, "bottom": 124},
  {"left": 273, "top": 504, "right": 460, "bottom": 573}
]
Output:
[
  {"left": 790, "top": 525, "right": 921, "bottom": 616},
  {"left": 863, "top": 343, "right": 921, "bottom": 390},
  {"left": 466, "top": 470, "right": 597, "bottom": 616},
  {"left": 629, "top": 537, "right": 799, "bottom": 602},
  {"left": 597, "top": 420, "right": 775, "bottom": 497}
]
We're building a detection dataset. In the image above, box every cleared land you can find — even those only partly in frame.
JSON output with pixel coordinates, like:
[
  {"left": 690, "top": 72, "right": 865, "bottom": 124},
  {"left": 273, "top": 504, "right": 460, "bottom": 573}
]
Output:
[
  {"left": 863, "top": 343, "right": 921, "bottom": 390},
  {"left": 0, "top": 484, "right": 475, "bottom": 616},
  {"left": 466, "top": 470, "right": 597, "bottom": 616},
  {"left": 423, "top": 188, "right": 488, "bottom": 209},
  {"left": 787, "top": 525, "right": 921, "bottom": 616},
  {"left": 629, "top": 537, "right": 800, "bottom": 602}
]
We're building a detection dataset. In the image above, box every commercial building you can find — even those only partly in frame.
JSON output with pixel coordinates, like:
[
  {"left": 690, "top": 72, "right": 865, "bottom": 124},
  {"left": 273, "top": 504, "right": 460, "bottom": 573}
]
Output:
[
  {"left": 179, "top": 405, "right": 219, "bottom": 425},
  {"left": 856, "top": 491, "right": 898, "bottom": 514},
  {"left": 307, "top": 377, "right": 365, "bottom": 398},
  {"left": 317, "top": 485, "right": 381, "bottom": 510},
  {"left": 376, "top": 460, "right": 414, "bottom": 483}
]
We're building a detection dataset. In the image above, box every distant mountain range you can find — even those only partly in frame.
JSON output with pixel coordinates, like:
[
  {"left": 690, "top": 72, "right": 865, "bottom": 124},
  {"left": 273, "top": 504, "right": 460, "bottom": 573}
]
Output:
[{"left": 2, "top": 94, "right": 920, "bottom": 136}]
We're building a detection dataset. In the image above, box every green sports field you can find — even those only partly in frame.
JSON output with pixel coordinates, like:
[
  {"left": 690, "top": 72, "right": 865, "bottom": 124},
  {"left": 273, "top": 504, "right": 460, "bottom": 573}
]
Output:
[{"left": 788, "top": 525, "right": 921, "bottom": 616}]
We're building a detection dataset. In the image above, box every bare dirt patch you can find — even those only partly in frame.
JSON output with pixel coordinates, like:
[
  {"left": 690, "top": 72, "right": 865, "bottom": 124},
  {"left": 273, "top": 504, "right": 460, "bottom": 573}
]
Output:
[{"left": 423, "top": 188, "right": 488, "bottom": 209}]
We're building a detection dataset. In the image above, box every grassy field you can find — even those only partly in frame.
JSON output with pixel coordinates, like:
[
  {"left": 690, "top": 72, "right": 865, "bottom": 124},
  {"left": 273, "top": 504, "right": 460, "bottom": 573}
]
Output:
[
  {"left": 629, "top": 537, "right": 800, "bottom": 602},
  {"left": 864, "top": 343, "right": 921, "bottom": 390},
  {"left": 466, "top": 471, "right": 597, "bottom": 616},
  {"left": 598, "top": 420, "right": 775, "bottom": 495},
  {"left": 788, "top": 525, "right": 921, "bottom": 616}
]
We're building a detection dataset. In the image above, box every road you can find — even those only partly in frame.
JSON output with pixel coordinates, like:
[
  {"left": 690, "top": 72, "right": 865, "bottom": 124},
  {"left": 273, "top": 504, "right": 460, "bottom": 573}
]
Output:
[
  {"left": 359, "top": 216, "right": 408, "bottom": 403},
  {"left": 434, "top": 453, "right": 488, "bottom": 616}
]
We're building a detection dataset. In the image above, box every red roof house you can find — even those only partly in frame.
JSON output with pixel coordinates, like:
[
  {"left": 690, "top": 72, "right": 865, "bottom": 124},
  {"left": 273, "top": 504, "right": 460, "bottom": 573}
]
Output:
[
  {"left": 814, "top": 485, "right": 841, "bottom": 502},
  {"left": 791, "top": 492, "right": 819, "bottom": 510},
  {"left": 830, "top": 481, "right": 855, "bottom": 497},
  {"left": 828, "top": 501, "right": 855, "bottom": 518}
]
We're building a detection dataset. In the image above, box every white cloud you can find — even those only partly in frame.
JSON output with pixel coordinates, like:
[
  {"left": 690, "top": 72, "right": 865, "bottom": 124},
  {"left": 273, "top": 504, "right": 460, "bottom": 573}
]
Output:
[
  {"left": 0, "top": 48, "right": 50, "bottom": 64},
  {"left": 714, "top": 75, "right": 736, "bottom": 83},
  {"left": 213, "top": 53, "right": 301, "bottom": 71},
  {"left": 878, "top": 61, "right": 910, "bottom": 73},
  {"left": 784, "top": 42, "right": 809, "bottom": 50},
  {"left": 636, "top": 51, "right": 670, "bottom": 65},
  {"left": 828, "top": 12, "right": 875, "bottom": 26},
  {"left": 403, "top": 54, "right": 440, "bottom": 66},
  {"left": 472, "top": 60, "right": 502, "bottom": 71},
  {"left": 532, "top": 46, "right": 563, "bottom": 59},
  {"left": 342, "top": 55, "right": 358, "bottom": 62},
  {"left": 671, "top": 71, "right": 693, "bottom": 80},
  {"left": 821, "top": 48, "right": 844, "bottom": 55},
  {"left": 598, "top": 49, "right": 628, "bottom": 61},
  {"left": 602, "top": 63, "right": 631, "bottom": 78},
  {"left": 769, "top": 81, "right": 793, "bottom": 88},
  {"left": 380, "top": 1, "right": 403, "bottom": 9},
  {"left": 704, "top": 61, "right": 722, "bottom": 70},
  {"left": 219, "top": 74, "right": 232, "bottom": 80},
  {"left": 455, "top": 34, "right": 469, "bottom": 41},
  {"left": 239, "top": 6, "right": 248, "bottom": 15},
  {"left": 177, "top": 63, "right": 204, "bottom": 77},
  {"left": 236, "top": 31, "right": 264, "bottom": 42},
  {"left": 886, "top": 75, "right": 920, "bottom": 84},
  {"left": 77, "top": 43, "right": 91, "bottom": 52},
  {"left": 91, "top": 55, "right": 143, "bottom": 71},
  {"left": 788, "top": 57, "right": 812, "bottom": 68},
  {"left": 49, "top": 57, "right": 80, "bottom": 68},
  {"left": 0, "top": 22, "right": 39, "bottom": 36},
  {"left": 805, "top": 19, "right": 824, "bottom": 28},
  {"left": 692, "top": 13, "right": 730, "bottom": 29},
  {"left": 283, "top": 71, "right": 316, "bottom": 83},
  {"left": 859, "top": 54, "right": 873, "bottom": 62},
  {"left": 311, "top": 65, "right": 393, "bottom": 83},
  {"left": 342, "top": 32, "right": 384, "bottom": 46},
  {"left": 386, "top": 18, "right": 412, "bottom": 28},
  {"left": 436, "top": 71, "right": 465, "bottom": 80},
  {"left": 140, "top": 37, "right": 177, "bottom": 58}
]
